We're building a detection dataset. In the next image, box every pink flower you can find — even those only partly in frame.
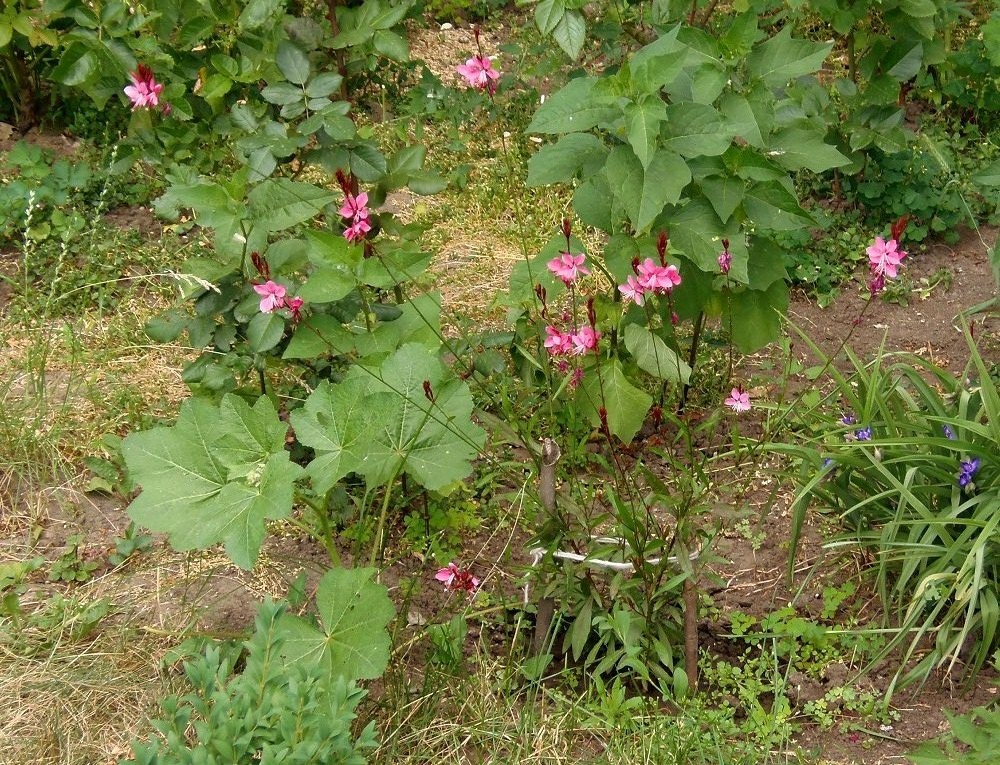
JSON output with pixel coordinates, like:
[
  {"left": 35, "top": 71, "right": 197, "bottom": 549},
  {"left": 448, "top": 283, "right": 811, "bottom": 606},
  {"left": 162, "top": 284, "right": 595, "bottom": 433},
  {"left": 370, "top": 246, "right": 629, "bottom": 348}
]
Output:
[
  {"left": 544, "top": 326, "right": 574, "bottom": 356},
  {"left": 866, "top": 236, "right": 906, "bottom": 279},
  {"left": 571, "top": 326, "right": 600, "bottom": 355},
  {"left": 435, "top": 562, "right": 480, "bottom": 594},
  {"left": 569, "top": 367, "right": 584, "bottom": 389},
  {"left": 547, "top": 251, "right": 590, "bottom": 284},
  {"left": 636, "top": 258, "right": 682, "bottom": 293},
  {"left": 340, "top": 191, "right": 372, "bottom": 243},
  {"left": 124, "top": 64, "right": 164, "bottom": 110},
  {"left": 718, "top": 249, "right": 732, "bottom": 274},
  {"left": 286, "top": 296, "right": 304, "bottom": 321},
  {"left": 725, "top": 387, "right": 751, "bottom": 413},
  {"left": 253, "top": 280, "right": 286, "bottom": 313},
  {"left": 344, "top": 217, "right": 371, "bottom": 243},
  {"left": 339, "top": 191, "right": 369, "bottom": 220},
  {"left": 619, "top": 275, "right": 646, "bottom": 306},
  {"left": 456, "top": 54, "right": 500, "bottom": 93}
]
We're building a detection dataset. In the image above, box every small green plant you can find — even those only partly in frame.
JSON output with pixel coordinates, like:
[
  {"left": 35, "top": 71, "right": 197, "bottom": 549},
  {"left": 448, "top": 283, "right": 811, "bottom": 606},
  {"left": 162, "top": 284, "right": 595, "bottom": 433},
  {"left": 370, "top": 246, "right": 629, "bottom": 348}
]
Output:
[
  {"left": 121, "top": 600, "right": 379, "bottom": 765},
  {"left": 47, "top": 533, "right": 101, "bottom": 583},
  {"left": 908, "top": 706, "right": 1000, "bottom": 765},
  {"left": 107, "top": 523, "right": 154, "bottom": 568},
  {"left": 0, "top": 557, "right": 44, "bottom": 618}
]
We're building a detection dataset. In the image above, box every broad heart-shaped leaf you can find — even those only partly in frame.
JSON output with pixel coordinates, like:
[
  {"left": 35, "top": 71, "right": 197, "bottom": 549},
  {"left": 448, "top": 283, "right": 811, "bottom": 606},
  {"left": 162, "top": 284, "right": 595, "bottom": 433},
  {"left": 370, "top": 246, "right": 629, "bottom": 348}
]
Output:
[
  {"left": 746, "top": 27, "right": 832, "bottom": 87},
  {"left": 247, "top": 179, "right": 335, "bottom": 232},
  {"left": 623, "top": 324, "right": 691, "bottom": 384},
  {"left": 768, "top": 127, "right": 851, "bottom": 173},
  {"left": 552, "top": 9, "right": 585, "bottom": 60},
  {"left": 724, "top": 280, "right": 788, "bottom": 354},
  {"left": 719, "top": 92, "right": 772, "bottom": 149},
  {"left": 577, "top": 360, "right": 652, "bottom": 444},
  {"left": 606, "top": 146, "right": 690, "bottom": 233},
  {"left": 526, "top": 76, "right": 619, "bottom": 135},
  {"left": 527, "top": 133, "right": 608, "bottom": 186},
  {"left": 275, "top": 567, "right": 394, "bottom": 682},
  {"left": 297, "top": 266, "right": 355, "bottom": 303},
  {"left": 661, "top": 103, "right": 732, "bottom": 158},
  {"left": 345, "top": 344, "right": 486, "bottom": 491},
  {"left": 666, "top": 196, "right": 746, "bottom": 274},
  {"left": 246, "top": 310, "right": 286, "bottom": 353},
  {"left": 629, "top": 24, "right": 686, "bottom": 93},
  {"left": 283, "top": 314, "right": 354, "bottom": 359},
  {"left": 123, "top": 396, "right": 302, "bottom": 569},
  {"left": 625, "top": 97, "right": 668, "bottom": 169},
  {"left": 699, "top": 175, "right": 745, "bottom": 224},
  {"left": 292, "top": 379, "right": 397, "bottom": 495},
  {"left": 742, "top": 180, "right": 813, "bottom": 231},
  {"left": 573, "top": 172, "right": 615, "bottom": 232}
]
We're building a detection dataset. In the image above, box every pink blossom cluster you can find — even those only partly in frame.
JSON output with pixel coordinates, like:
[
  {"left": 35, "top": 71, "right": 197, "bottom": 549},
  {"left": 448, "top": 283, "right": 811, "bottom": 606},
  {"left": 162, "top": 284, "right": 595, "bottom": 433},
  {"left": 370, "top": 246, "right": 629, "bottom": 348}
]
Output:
[
  {"left": 867, "top": 217, "right": 909, "bottom": 295},
  {"left": 124, "top": 64, "right": 164, "bottom": 110},
  {"left": 435, "top": 562, "right": 480, "bottom": 594},
  {"left": 544, "top": 325, "right": 600, "bottom": 356},
  {"left": 253, "top": 280, "right": 303, "bottom": 318},
  {"left": 340, "top": 191, "right": 372, "bottom": 243},
  {"left": 547, "top": 251, "right": 590, "bottom": 285},
  {"left": 618, "top": 258, "right": 682, "bottom": 306},
  {"left": 456, "top": 54, "right": 500, "bottom": 93}
]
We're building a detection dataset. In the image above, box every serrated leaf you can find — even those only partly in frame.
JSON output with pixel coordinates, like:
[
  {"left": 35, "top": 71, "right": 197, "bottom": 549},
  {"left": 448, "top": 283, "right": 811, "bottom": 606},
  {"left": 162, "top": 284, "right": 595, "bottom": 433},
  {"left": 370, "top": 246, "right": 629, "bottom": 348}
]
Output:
[
  {"left": 526, "top": 77, "right": 618, "bottom": 134},
  {"left": 700, "top": 176, "right": 744, "bottom": 224},
  {"left": 276, "top": 41, "right": 310, "bottom": 85},
  {"left": 577, "top": 361, "right": 651, "bottom": 443},
  {"left": 238, "top": 0, "right": 283, "bottom": 30},
  {"left": 898, "top": 0, "right": 936, "bottom": 17},
  {"left": 123, "top": 395, "right": 301, "bottom": 569},
  {"left": 276, "top": 567, "right": 394, "bottom": 681},
  {"left": 606, "top": 146, "right": 690, "bottom": 233},
  {"left": 552, "top": 10, "right": 585, "bottom": 60},
  {"left": 345, "top": 344, "right": 486, "bottom": 490},
  {"left": 768, "top": 127, "right": 851, "bottom": 173},
  {"left": 292, "top": 379, "right": 396, "bottom": 494},
  {"left": 661, "top": 103, "right": 731, "bottom": 158},
  {"left": 306, "top": 71, "right": 343, "bottom": 98},
  {"left": 348, "top": 143, "right": 388, "bottom": 182},
  {"left": 247, "top": 179, "right": 335, "bottom": 232},
  {"left": 527, "top": 133, "right": 608, "bottom": 186},
  {"left": 746, "top": 27, "right": 832, "bottom": 87},
  {"left": 535, "top": 0, "right": 565, "bottom": 35},
  {"left": 246, "top": 310, "right": 285, "bottom": 353},
  {"left": 373, "top": 29, "right": 409, "bottom": 61},
  {"left": 742, "top": 181, "right": 813, "bottom": 230},
  {"left": 624, "top": 324, "right": 691, "bottom": 383},
  {"left": 625, "top": 97, "right": 668, "bottom": 169}
]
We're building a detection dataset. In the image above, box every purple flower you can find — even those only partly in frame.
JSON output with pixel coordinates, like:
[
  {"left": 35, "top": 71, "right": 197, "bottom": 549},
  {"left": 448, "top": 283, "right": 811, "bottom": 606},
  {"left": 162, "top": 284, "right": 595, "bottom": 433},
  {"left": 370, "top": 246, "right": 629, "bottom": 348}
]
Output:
[
  {"left": 958, "top": 458, "right": 980, "bottom": 489},
  {"left": 841, "top": 413, "right": 857, "bottom": 426},
  {"left": 943, "top": 425, "right": 956, "bottom": 440},
  {"left": 855, "top": 427, "right": 872, "bottom": 441}
]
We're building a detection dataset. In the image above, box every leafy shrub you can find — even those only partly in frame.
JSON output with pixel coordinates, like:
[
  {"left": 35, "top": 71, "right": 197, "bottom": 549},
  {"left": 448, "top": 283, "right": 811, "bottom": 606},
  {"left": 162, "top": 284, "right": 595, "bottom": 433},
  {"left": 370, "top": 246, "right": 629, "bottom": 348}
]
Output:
[
  {"left": 785, "top": 328, "right": 999, "bottom": 696},
  {"left": 908, "top": 706, "right": 1000, "bottom": 765},
  {"left": 122, "top": 600, "right": 378, "bottom": 765}
]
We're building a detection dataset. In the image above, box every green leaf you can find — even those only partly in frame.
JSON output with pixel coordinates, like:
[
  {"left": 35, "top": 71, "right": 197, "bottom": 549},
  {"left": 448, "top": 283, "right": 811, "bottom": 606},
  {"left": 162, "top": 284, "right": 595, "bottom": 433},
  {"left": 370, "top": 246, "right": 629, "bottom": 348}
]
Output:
[
  {"left": 552, "top": 10, "right": 585, "bottom": 60},
  {"left": 606, "top": 146, "right": 691, "bottom": 233},
  {"left": 246, "top": 311, "right": 285, "bottom": 353},
  {"left": 306, "top": 72, "right": 343, "bottom": 98},
  {"left": 276, "top": 41, "right": 310, "bottom": 85},
  {"left": 247, "top": 179, "right": 335, "bottom": 232},
  {"left": 629, "top": 25, "right": 686, "bottom": 93},
  {"left": 291, "top": 379, "right": 396, "bottom": 493},
  {"left": 768, "top": 127, "right": 851, "bottom": 173},
  {"left": 276, "top": 567, "right": 394, "bottom": 681},
  {"left": 719, "top": 93, "right": 771, "bottom": 149},
  {"left": 123, "top": 396, "right": 301, "bottom": 569},
  {"left": 348, "top": 143, "right": 388, "bottom": 182},
  {"left": 573, "top": 172, "right": 614, "bottom": 231},
  {"left": 898, "top": 0, "right": 936, "bottom": 17},
  {"left": 746, "top": 27, "right": 832, "bottom": 87},
  {"left": 526, "top": 77, "right": 617, "bottom": 134},
  {"left": 526, "top": 133, "right": 608, "bottom": 186},
  {"left": 577, "top": 361, "right": 652, "bottom": 443},
  {"left": 669, "top": 197, "right": 744, "bottom": 273},
  {"left": 661, "top": 103, "right": 731, "bottom": 157},
  {"left": 624, "top": 324, "right": 692, "bottom": 383},
  {"left": 742, "top": 181, "right": 813, "bottom": 230},
  {"left": 973, "top": 159, "right": 1000, "bottom": 187},
  {"left": 145, "top": 309, "right": 189, "bottom": 343},
  {"left": 238, "top": 0, "right": 283, "bottom": 30},
  {"left": 50, "top": 44, "right": 96, "bottom": 86},
  {"left": 345, "top": 344, "right": 486, "bottom": 490},
  {"left": 297, "top": 267, "right": 355, "bottom": 303},
  {"left": 373, "top": 30, "right": 409, "bottom": 61},
  {"left": 625, "top": 97, "right": 668, "bottom": 169},
  {"left": 535, "top": 0, "right": 565, "bottom": 35},
  {"left": 725, "top": 280, "right": 788, "bottom": 353},
  {"left": 700, "top": 176, "right": 744, "bottom": 224},
  {"left": 283, "top": 315, "right": 353, "bottom": 359}
]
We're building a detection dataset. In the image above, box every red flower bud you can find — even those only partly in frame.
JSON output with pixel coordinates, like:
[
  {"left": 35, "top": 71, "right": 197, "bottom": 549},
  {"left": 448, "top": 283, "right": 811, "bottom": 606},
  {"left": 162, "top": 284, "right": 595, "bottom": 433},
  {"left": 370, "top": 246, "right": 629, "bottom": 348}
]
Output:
[
  {"left": 423, "top": 380, "right": 434, "bottom": 402},
  {"left": 586, "top": 297, "right": 597, "bottom": 329},
  {"left": 891, "top": 215, "right": 909, "bottom": 243},
  {"left": 657, "top": 231, "right": 669, "bottom": 264},
  {"left": 562, "top": 218, "right": 572, "bottom": 239}
]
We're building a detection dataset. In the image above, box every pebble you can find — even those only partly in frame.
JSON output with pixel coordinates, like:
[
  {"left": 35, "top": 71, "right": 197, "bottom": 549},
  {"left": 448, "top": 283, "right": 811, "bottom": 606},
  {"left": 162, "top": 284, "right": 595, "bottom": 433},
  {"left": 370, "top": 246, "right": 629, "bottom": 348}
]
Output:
[{"left": 440, "top": 22, "right": 453, "bottom": 31}]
